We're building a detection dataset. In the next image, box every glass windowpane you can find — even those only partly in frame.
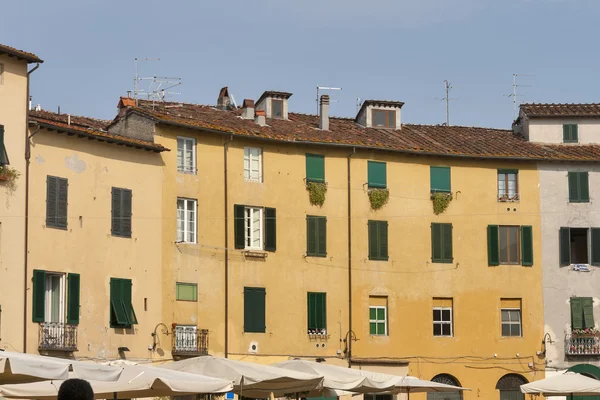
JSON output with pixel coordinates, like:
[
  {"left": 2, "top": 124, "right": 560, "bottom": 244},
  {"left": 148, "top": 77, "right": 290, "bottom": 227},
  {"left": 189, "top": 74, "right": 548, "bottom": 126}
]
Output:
[
  {"left": 502, "top": 324, "right": 511, "bottom": 336},
  {"left": 501, "top": 310, "right": 510, "bottom": 322},
  {"left": 377, "top": 308, "right": 385, "bottom": 320},
  {"left": 442, "top": 324, "right": 451, "bottom": 336},
  {"left": 370, "top": 322, "right": 376, "bottom": 335},
  {"left": 370, "top": 307, "right": 376, "bottom": 319},
  {"left": 433, "top": 309, "right": 441, "bottom": 321},
  {"left": 377, "top": 322, "right": 385, "bottom": 335},
  {"left": 442, "top": 309, "right": 451, "bottom": 321},
  {"left": 433, "top": 323, "right": 441, "bottom": 336},
  {"left": 373, "top": 110, "right": 386, "bottom": 127}
]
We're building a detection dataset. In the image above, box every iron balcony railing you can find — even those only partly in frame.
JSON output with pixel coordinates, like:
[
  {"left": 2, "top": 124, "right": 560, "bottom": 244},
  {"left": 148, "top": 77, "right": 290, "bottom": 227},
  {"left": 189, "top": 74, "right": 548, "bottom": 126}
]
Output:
[
  {"left": 172, "top": 326, "right": 209, "bottom": 356},
  {"left": 566, "top": 334, "right": 600, "bottom": 356},
  {"left": 38, "top": 322, "right": 78, "bottom": 352}
]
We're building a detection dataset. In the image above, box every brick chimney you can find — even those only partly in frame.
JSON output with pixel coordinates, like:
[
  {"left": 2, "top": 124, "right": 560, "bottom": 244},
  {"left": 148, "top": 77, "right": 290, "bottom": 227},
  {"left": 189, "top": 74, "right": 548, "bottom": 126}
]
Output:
[
  {"left": 255, "top": 109, "right": 266, "bottom": 126},
  {"left": 241, "top": 99, "right": 255, "bottom": 120},
  {"left": 319, "top": 95, "right": 330, "bottom": 130},
  {"left": 217, "top": 87, "right": 230, "bottom": 110},
  {"left": 117, "top": 96, "right": 136, "bottom": 117}
]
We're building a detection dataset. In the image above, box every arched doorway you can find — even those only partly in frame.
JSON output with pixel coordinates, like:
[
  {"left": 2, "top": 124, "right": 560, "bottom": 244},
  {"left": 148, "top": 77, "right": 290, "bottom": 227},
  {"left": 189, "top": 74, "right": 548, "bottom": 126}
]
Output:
[
  {"left": 427, "top": 374, "right": 462, "bottom": 400},
  {"left": 568, "top": 364, "right": 600, "bottom": 400},
  {"left": 496, "top": 374, "right": 528, "bottom": 400}
]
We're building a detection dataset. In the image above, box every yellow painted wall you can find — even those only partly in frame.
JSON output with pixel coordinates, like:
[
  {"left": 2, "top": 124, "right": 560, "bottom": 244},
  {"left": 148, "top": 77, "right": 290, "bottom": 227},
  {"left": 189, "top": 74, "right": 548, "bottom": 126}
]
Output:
[
  {"left": 26, "top": 127, "right": 164, "bottom": 360},
  {"left": 0, "top": 54, "right": 28, "bottom": 352}
]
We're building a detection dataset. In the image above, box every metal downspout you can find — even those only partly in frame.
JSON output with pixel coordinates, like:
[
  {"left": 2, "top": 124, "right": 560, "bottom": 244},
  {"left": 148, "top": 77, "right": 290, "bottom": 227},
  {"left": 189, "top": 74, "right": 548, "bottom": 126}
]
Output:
[
  {"left": 347, "top": 147, "right": 356, "bottom": 366},
  {"left": 224, "top": 134, "right": 233, "bottom": 358}
]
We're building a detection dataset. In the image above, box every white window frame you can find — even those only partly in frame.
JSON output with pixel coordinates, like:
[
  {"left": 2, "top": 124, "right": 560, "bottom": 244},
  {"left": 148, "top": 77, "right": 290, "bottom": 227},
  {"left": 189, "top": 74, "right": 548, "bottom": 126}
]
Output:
[
  {"left": 433, "top": 306, "right": 453, "bottom": 337},
  {"left": 369, "top": 305, "right": 387, "bottom": 336},
  {"left": 244, "top": 206, "right": 263, "bottom": 250},
  {"left": 501, "top": 308, "right": 522, "bottom": 337},
  {"left": 177, "top": 137, "right": 196, "bottom": 174},
  {"left": 177, "top": 198, "right": 197, "bottom": 244},
  {"left": 45, "top": 273, "right": 66, "bottom": 323},
  {"left": 244, "top": 147, "right": 263, "bottom": 182}
]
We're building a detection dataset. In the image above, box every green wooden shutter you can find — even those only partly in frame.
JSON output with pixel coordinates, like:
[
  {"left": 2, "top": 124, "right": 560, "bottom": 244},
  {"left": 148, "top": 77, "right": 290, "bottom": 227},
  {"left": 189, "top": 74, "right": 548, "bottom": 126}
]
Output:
[
  {"left": 307, "top": 293, "right": 315, "bottom": 330},
  {"left": 57, "top": 178, "right": 68, "bottom": 229},
  {"left": 369, "top": 220, "right": 387, "bottom": 260},
  {"left": 580, "top": 172, "right": 590, "bottom": 202},
  {"left": 46, "top": 176, "right": 57, "bottom": 227},
  {"left": 591, "top": 228, "right": 600, "bottom": 266},
  {"left": 0, "top": 125, "right": 9, "bottom": 165},
  {"left": 318, "top": 293, "right": 327, "bottom": 330},
  {"left": 367, "top": 161, "right": 387, "bottom": 188},
  {"left": 571, "top": 297, "right": 583, "bottom": 329},
  {"left": 110, "top": 278, "right": 129, "bottom": 326},
  {"left": 573, "top": 125, "right": 579, "bottom": 142},
  {"left": 568, "top": 172, "right": 579, "bottom": 202},
  {"left": 234, "top": 205, "right": 245, "bottom": 249},
  {"left": 307, "top": 216, "right": 317, "bottom": 256},
  {"left": 583, "top": 297, "right": 595, "bottom": 329},
  {"left": 317, "top": 217, "right": 326, "bottom": 257},
  {"left": 560, "top": 227, "right": 571, "bottom": 265},
  {"left": 122, "top": 189, "right": 132, "bottom": 237},
  {"left": 264, "top": 208, "right": 276, "bottom": 251},
  {"left": 442, "top": 224, "right": 453, "bottom": 262},
  {"left": 244, "top": 287, "right": 266, "bottom": 333},
  {"left": 306, "top": 154, "right": 325, "bottom": 183},
  {"left": 111, "top": 188, "right": 122, "bottom": 236},
  {"left": 122, "top": 279, "right": 137, "bottom": 325},
  {"left": 431, "top": 223, "right": 442, "bottom": 262},
  {"left": 563, "top": 125, "right": 570, "bottom": 142},
  {"left": 379, "top": 221, "right": 389, "bottom": 261},
  {"left": 487, "top": 225, "right": 500, "bottom": 266},
  {"left": 521, "top": 226, "right": 533, "bottom": 266},
  {"left": 368, "top": 220, "right": 377, "bottom": 260},
  {"left": 67, "top": 273, "right": 80, "bottom": 325},
  {"left": 430, "top": 166, "right": 451, "bottom": 192},
  {"left": 32, "top": 269, "right": 46, "bottom": 322}
]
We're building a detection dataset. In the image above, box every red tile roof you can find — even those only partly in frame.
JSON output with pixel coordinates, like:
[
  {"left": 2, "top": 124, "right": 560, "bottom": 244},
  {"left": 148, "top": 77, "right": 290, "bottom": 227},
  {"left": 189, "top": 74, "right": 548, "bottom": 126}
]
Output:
[
  {"left": 29, "top": 110, "right": 168, "bottom": 153},
  {"left": 0, "top": 43, "right": 43, "bottom": 63},
  {"left": 521, "top": 103, "right": 600, "bottom": 118},
  {"left": 118, "top": 97, "right": 136, "bottom": 108},
  {"left": 124, "top": 100, "right": 600, "bottom": 162}
]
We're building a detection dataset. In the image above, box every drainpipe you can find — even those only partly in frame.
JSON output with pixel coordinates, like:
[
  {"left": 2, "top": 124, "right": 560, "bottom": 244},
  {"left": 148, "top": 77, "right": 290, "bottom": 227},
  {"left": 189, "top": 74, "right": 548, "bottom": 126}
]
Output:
[
  {"left": 347, "top": 147, "right": 356, "bottom": 366},
  {"left": 223, "top": 134, "right": 233, "bottom": 358},
  {"left": 24, "top": 62, "right": 40, "bottom": 353}
]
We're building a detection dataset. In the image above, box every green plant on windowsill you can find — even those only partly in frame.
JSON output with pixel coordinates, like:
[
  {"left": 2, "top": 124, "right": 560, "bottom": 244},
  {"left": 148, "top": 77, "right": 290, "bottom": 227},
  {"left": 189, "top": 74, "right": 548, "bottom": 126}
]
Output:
[
  {"left": 306, "top": 181, "right": 327, "bottom": 206},
  {"left": 368, "top": 188, "right": 389, "bottom": 210},
  {"left": 0, "top": 165, "right": 20, "bottom": 191},
  {"left": 431, "top": 191, "right": 453, "bottom": 215}
]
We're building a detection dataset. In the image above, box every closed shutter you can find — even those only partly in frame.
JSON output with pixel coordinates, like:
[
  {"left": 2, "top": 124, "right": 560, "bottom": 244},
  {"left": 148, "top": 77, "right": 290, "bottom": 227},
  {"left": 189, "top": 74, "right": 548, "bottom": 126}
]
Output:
[
  {"left": 559, "top": 227, "right": 571, "bottom": 265},
  {"left": 431, "top": 223, "right": 442, "bottom": 262},
  {"left": 591, "top": 228, "right": 600, "bottom": 266},
  {"left": 488, "top": 225, "right": 500, "bottom": 266},
  {"left": 583, "top": 297, "right": 595, "bottom": 329},
  {"left": 46, "top": 176, "right": 57, "bottom": 227},
  {"left": 111, "top": 188, "right": 122, "bottom": 236},
  {"left": 368, "top": 220, "right": 378, "bottom": 260},
  {"left": 307, "top": 216, "right": 317, "bottom": 256},
  {"left": 234, "top": 205, "right": 245, "bottom": 249},
  {"left": 57, "top": 178, "right": 68, "bottom": 229},
  {"left": 67, "top": 273, "right": 80, "bottom": 325},
  {"left": 563, "top": 125, "right": 571, "bottom": 142},
  {"left": 122, "top": 189, "right": 132, "bottom": 237},
  {"left": 379, "top": 221, "right": 389, "bottom": 261},
  {"left": 244, "top": 287, "right": 266, "bottom": 333},
  {"left": 521, "top": 226, "right": 533, "bottom": 266},
  {"left": 307, "top": 292, "right": 326, "bottom": 330},
  {"left": 367, "top": 161, "right": 387, "bottom": 188},
  {"left": 572, "top": 125, "right": 579, "bottom": 142},
  {"left": 442, "top": 224, "right": 453, "bottom": 262},
  {"left": 580, "top": 172, "right": 590, "bottom": 202},
  {"left": 32, "top": 269, "right": 46, "bottom": 322},
  {"left": 264, "top": 208, "right": 276, "bottom": 251},
  {"left": 569, "top": 172, "right": 589, "bottom": 203},
  {"left": 306, "top": 154, "right": 325, "bottom": 183},
  {"left": 571, "top": 297, "right": 583, "bottom": 329},
  {"left": 0, "top": 124, "right": 9, "bottom": 165},
  {"left": 430, "top": 166, "right": 451, "bottom": 192},
  {"left": 317, "top": 217, "right": 326, "bottom": 257},
  {"left": 368, "top": 220, "right": 388, "bottom": 260},
  {"left": 568, "top": 172, "right": 579, "bottom": 202}
]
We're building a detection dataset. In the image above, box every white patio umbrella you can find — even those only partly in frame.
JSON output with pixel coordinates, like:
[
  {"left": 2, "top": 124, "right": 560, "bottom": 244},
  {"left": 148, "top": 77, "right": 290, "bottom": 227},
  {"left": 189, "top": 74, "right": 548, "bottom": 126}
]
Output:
[
  {"left": 0, "top": 364, "right": 234, "bottom": 399},
  {"left": 521, "top": 372, "right": 600, "bottom": 396},
  {"left": 0, "top": 351, "right": 122, "bottom": 384},
  {"left": 390, "top": 376, "right": 468, "bottom": 399},
  {"left": 160, "top": 355, "right": 324, "bottom": 397}
]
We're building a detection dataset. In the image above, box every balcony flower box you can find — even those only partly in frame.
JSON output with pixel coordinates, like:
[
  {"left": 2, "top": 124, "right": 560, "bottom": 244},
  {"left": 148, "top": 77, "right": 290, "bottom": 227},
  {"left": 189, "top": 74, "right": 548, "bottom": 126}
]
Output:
[{"left": 572, "top": 328, "right": 600, "bottom": 338}]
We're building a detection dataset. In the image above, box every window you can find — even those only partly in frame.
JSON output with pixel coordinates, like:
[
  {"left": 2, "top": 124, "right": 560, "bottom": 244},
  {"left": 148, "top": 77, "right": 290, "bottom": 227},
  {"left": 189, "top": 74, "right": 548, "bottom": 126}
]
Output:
[
  {"left": 234, "top": 205, "right": 276, "bottom": 251},
  {"left": 272, "top": 99, "right": 283, "bottom": 119},
  {"left": 568, "top": 172, "right": 590, "bottom": 203},
  {"left": 501, "top": 299, "right": 522, "bottom": 337},
  {"left": 559, "top": 227, "right": 600, "bottom": 266},
  {"left": 431, "top": 166, "right": 451, "bottom": 193},
  {"left": 244, "top": 147, "right": 262, "bottom": 182},
  {"left": 367, "top": 161, "right": 387, "bottom": 189},
  {"left": 306, "top": 216, "right": 326, "bottom": 257},
  {"left": 111, "top": 187, "right": 132, "bottom": 238},
  {"left": 174, "top": 325, "right": 198, "bottom": 352},
  {"left": 176, "top": 282, "right": 198, "bottom": 302},
  {"left": 244, "top": 287, "right": 266, "bottom": 333},
  {"left": 498, "top": 170, "right": 519, "bottom": 201},
  {"left": 369, "top": 297, "right": 387, "bottom": 336},
  {"left": 177, "top": 198, "right": 197, "bottom": 243},
  {"left": 0, "top": 124, "right": 9, "bottom": 166},
  {"left": 32, "top": 271, "right": 80, "bottom": 325},
  {"left": 46, "top": 176, "right": 68, "bottom": 229},
  {"left": 433, "top": 298, "right": 453, "bottom": 337},
  {"left": 371, "top": 109, "right": 396, "bottom": 128},
  {"left": 487, "top": 225, "right": 533, "bottom": 266},
  {"left": 570, "top": 297, "right": 594, "bottom": 330},
  {"left": 563, "top": 124, "right": 579, "bottom": 143},
  {"left": 306, "top": 154, "right": 325, "bottom": 183},
  {"left": 496, "top": 374, "right": 527, "bottom": 400},
  {"left": 431, "top": 223, "right": 453, "bottom": 263},
  {"left": 110, "top": 278, "right": 138, "bottom": 328},
  {"left": 368, "top": 220, "right": 389, "bottom": 261},
  {"left": 307, "top": 292, "right": 327, "bottom": 334},
  {"left": 428, "top": 375, "right": 462, "bottom": 400},
  {"left": 177, "top": 137, "right": 196, "bottom": 174}
]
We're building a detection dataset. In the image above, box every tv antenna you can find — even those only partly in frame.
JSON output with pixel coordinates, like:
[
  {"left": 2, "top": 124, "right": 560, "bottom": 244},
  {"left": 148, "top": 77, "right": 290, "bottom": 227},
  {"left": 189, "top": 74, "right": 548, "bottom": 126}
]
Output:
[
  {"left": 435, "top": 80, "right": 458, "bottom": 126},
  {"left": 133, "top": 57, "right": 182, "bottom": 104},
  {"left": 505, "top": 73, "right": 534, "bottom": 121},
  {"left": 356, "top": 97, "right": 363, "bottom": 114},
  {"left": 316, "top": 86, "right": 342, "bottom": 115}
]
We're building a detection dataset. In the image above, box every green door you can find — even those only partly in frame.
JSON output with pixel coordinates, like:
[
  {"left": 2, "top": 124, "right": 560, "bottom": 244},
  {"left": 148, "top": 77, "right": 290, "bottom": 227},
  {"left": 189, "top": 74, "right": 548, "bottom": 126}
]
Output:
[{"left": 569, "top": 364, "right": 600, "bottom": 400}]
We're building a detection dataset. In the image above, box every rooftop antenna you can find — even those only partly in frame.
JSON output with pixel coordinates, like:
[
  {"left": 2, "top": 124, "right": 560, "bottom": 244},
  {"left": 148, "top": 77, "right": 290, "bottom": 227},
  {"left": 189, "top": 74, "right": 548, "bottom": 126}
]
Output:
[
  {"left": 229, "top": 92, "right": 238, "bottom": 109},
  {"left": 133, "top": 58, "right": 183, "bottom": 106},
  {"left": 435, "top": 80, "right": 458, "bottom": 126},
  {"left": 356, "top": 97, "right": 363, "bottom": 114},
  {"left": 505, "top": 73, "right": 534, "bottom": 121},
  {"left": 316, "top": 86, "right": 342, "bottom": 115}
]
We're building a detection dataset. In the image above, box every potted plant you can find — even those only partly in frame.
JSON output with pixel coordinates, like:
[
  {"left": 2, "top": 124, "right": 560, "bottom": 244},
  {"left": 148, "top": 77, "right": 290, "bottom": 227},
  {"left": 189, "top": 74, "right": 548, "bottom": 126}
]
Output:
[
  {"left": 572, "top": 327, "right": 600, "bottom": 337},
  {"left": 0, "top": 165, "right": 20, "bottom": 190}
]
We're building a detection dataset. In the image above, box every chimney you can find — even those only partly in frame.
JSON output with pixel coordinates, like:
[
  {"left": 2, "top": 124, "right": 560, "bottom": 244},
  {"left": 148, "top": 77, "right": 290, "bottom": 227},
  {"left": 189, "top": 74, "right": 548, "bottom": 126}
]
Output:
[
  {"left": 35, "top": 104, "right": 41, "bottom": 112},
  {"left": 117, "top": 96, "right": 136, "bottom": 117},
  {"left": 217, "top": 87, "right": 230, "bottom": 110},
  {"left": 255, "top": 109, "right": 266, "bottom": 126},
  {"left": 319, "top": 95, "right": 330, "bottom": 130},
  {"left": 241, "top": 99, "right": 255, "bottom": 120}
]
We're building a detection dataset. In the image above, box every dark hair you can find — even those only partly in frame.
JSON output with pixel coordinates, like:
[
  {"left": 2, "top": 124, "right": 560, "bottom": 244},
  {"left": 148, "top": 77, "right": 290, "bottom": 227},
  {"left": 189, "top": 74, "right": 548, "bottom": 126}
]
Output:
[{"left": 58, "top": 378, "right": 94, "bottom": 400}]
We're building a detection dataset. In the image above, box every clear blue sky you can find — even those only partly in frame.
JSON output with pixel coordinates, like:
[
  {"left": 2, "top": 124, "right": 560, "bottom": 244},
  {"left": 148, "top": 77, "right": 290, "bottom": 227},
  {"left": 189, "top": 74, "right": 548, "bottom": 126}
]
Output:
[{"left": 2, "top": 0, "right": 599, "bottom": 128}]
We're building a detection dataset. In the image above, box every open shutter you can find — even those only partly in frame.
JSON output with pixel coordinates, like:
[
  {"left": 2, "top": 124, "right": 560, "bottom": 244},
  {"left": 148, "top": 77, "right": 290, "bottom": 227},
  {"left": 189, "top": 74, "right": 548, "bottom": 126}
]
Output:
[
  {"left": 379, "top": 221, "right": 389, "bottom": 261},
  {"left": 122, "top": 189, "right": 132, "bottom": 237},
  {"left": 32, "top": 269, "right": 46, "bottom": 322},
  {"left": 46, "top": 176, "right": 57, "bottom": 227},
  {"left": 580, "top": 172, "right": 590, "bottom": 202},
  {"left": 234, "top": 205, "right": 245, "bottom": 249},
  {"left": 442, "top": 224, "right": 453, "bottom": 262},
  {"left": 431, "top": 223, "right": 442, "bottom": 262},
  {"left": 57, "top": 178, "right": 68, "bottom": 229},
  {"left": 560, "top": 227, "right": 571, "bottom": 265},
  {"left": 264, "top": 208, "right": 276, "bottom": 251},
  {"left": 368, "top": 221, "right": 378, "bottom": 260},
  {"left": 317, "top": 217, "right": 326, "bottom": 257},
  {"left": 123, "top": 279, "right": 137, "bottom": 325},
  {"left": 583, "top": 297, "right": 595, "bottom": 329},
  {"left": 111, "top": 188, "right": 122, "bottom": 236},
  {"left": 0, "top": 125, "right": 9, "bottom": 165},
  {"left": 307, "top": 216, "right": 317, "bottom": 256},
  {"left": 521, "top": 226, "right": 533, "bottom": 266},
  {"left": 487, "top": 225, "right": 500, "bottom": 266},
  {"left": 306, "top": 154, "right": 325, "bottom": 183},
  {"left": 110, "top": 278, "right": 129, "bottom": 326},
  {"left": 591, "top": 228, "right": 600, "bottom": 266},
  {"left": 67, "top": 273, "right": 80, "bottom": 325},
  {"left": 571, "top": 297, "right": 583, "bottom": 329}
]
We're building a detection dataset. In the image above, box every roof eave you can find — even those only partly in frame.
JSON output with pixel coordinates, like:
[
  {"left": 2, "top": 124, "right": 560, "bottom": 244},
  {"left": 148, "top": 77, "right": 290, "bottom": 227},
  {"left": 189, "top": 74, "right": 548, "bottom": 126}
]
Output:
[{"left": 0, "top": 50, "right": 43, "bottom": 64}]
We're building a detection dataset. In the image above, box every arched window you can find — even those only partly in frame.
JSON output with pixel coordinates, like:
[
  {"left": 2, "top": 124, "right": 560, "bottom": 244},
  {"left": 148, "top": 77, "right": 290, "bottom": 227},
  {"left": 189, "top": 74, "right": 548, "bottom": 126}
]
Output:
[
  {"left": 427, "top": 374, "right": 462, "bottom": 400},
  {"left": 496, "top": 374, "right": 528, "bottom": 400},
  {"left": 568, "top": 364, "right": 600, "bottom": 400}
]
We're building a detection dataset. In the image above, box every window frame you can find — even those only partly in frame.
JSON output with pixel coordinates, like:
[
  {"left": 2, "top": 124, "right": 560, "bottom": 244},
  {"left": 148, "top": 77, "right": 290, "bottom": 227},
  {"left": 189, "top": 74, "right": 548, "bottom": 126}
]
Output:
[
  {"left": 244, "top": 206, "right": 264, "bottom": 250},
  {"left": 499, "top": 226, "right": 521, "bottom": 265},
  {"left": 501, "top": 308, "right": 522, "bottom": 337},
  {"left": 244, "top": 147, "right": 263, "bottom": 183},
  {"left": 497, "top": 170, "right": 519, "bottom": 201},
  {"left": 369, "top": 305, "right": 388, "bottom": 336},
  {"left": 371, "top": 109, "right": 396, "bottom": 128},
  {"left": 568, "top": 171, "right": 590, "bottom": 203},
  {"left": 177, "top": 136, "right": 197, "bottom": 174},
  {"left": 433, "top": 306, "right": 453, "bottom": 337},
  {"left": 176, "top": 198, "right": 197, "bottom": 244},
  {"left": 272, "top": 99, "right": 283, "bottom": 119},
  {"left": 563, "top": 124, "right": 579, "bottom": 144},
  {"left": 176, "top": 282, "right": 198, "bottom": 302}
]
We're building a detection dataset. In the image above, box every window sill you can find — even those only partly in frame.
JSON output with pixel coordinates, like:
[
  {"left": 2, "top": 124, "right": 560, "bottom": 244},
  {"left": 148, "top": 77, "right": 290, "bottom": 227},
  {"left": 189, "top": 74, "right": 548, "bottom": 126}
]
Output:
[
  {"left": 498, "top": 197, "right": 520, "bottom": 203},
  {"left": 569, "top": 201, "right": 591, "bottom": 204},
  {"left": 111, "top": 233, "right": 132, "bottom": 239},
  {"left": 46, "top": 225, "right": 68, "bottom": 231},
  {"left": 369, "top": 258, "right": 389, "bottom": 261},
  {"left": 177, "top": 169, "right": 198, "bottom": 175},
  {"left": 306, "top": 253, "right": 327, "bottom": 258},
  {"left": 243, "top": 250, "right": 268, "bottom": 259},
  {"left": 370, "top": 334, "right": 389, "bottom": 337},
  {"left": 432, "top": 260, "right": 453, "bottom": 264},
  {"left": 433, "top": 335, "right": 454, "bottom": 338},
  {"left": 244, "top": 178, "right": 263, "bottom": 183},
  {"left": 175, "top": 241, "right": 197, "bottom": 245},
  {"left": 368, "top": 185, "right": 387, "bottom": 190}
]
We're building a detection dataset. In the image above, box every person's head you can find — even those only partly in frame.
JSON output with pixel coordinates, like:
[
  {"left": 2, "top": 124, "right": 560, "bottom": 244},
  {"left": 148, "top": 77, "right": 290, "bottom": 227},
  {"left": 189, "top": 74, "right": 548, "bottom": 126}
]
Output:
[{"left": 58, "top": 378, "right": 94, "bottom": 400}]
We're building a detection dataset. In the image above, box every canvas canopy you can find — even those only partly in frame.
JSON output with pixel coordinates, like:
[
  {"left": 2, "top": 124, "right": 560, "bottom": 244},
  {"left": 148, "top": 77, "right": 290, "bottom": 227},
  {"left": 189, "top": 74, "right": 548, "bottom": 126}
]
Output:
[
  {"left": 0, "top": 364, "right": 234, "bottom": 399},
  {"left": 392, "top": 376, "right": 468, "bottom": 393},
  {"left": 160, "top": 356, "right": 323, "bottom": 397},
  {"left": 521, "top": 372, "right": 600, "bottom": 396}
]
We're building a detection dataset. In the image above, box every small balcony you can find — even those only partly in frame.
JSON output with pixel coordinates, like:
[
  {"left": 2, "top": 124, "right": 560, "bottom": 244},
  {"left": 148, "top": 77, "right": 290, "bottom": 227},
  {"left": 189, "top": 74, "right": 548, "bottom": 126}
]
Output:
[
  {"left": 566, "top": 333, "right": 600, "bottom": 356},
  {"left": 172, "top": 325, "right": 209, "bottom": 357},
  {"left": 38, "top": 322, "right": 78, "bottom": 352}
]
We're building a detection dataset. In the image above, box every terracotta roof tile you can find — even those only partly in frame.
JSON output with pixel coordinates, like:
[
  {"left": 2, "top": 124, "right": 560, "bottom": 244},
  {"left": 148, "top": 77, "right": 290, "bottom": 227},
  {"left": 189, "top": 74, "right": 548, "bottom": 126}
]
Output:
[
  {"left": 521, "top": 103, "right": 600, "bottom": 118},
  {"left": 0, "top": 43, "right": 43, "bottom": 63}
]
